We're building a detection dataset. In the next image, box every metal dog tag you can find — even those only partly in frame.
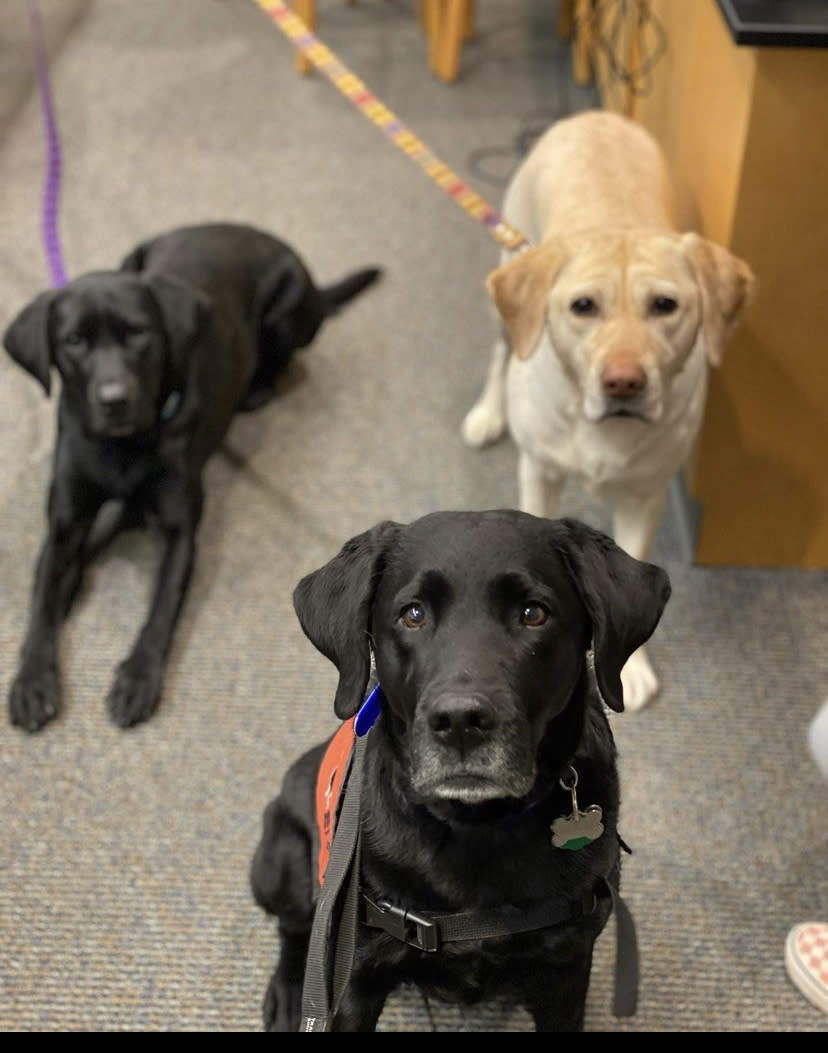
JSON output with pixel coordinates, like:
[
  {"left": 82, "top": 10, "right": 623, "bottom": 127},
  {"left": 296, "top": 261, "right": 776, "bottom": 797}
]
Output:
[{"left": 550, "top": 766, "right": 604, "bottom": 850}]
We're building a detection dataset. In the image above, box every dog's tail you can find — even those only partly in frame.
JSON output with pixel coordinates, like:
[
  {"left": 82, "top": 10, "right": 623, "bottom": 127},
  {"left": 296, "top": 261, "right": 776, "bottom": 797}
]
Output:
[{"left": 320, "top": 267, "right": 382, "bottom": 314}]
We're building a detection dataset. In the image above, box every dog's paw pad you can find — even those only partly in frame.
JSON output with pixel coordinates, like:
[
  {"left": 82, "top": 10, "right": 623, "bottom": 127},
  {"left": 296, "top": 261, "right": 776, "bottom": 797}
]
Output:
[{"left": 461, "top": 404, "right": 506, "bottom": 448}]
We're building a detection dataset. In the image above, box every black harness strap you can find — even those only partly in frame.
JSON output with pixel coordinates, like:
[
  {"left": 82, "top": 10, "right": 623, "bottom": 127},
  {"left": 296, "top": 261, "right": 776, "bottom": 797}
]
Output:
[
  {"left": 361, "top": 887, "right": 601, "bottom": 950},
  {"left": 300, "top": 725, "right": 639, "bottom": 1030},
  {"left": 361, "top": 877, "right": 638, "bottom": 1018}
]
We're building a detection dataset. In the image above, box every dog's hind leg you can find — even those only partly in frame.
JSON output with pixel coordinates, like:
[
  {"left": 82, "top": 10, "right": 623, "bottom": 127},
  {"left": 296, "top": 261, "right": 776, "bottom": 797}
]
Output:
[
  {"left": 241, "top": 262, "right": 382, "bottom": 415},
  {"left": 250, "top": 795, "right": 315, "bottom": 917},
  {"left": 251, "top": 789, "right": 317, "bottom": 1032},
  {"left": 461, "top": 333, "right": 510, "bottom": 447},
  {"left": 263, "top": 927, "right": 311, "bottom": 1032}
]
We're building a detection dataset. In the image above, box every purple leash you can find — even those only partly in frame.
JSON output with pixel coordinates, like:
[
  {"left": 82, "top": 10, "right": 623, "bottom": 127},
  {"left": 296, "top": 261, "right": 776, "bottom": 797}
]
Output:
[{"left": 28, "top": 0, "right": 68, "bottom": 288}]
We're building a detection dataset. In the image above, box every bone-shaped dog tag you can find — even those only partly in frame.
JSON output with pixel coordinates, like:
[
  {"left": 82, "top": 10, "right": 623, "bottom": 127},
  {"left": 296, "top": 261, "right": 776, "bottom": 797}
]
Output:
[{"left": 550, "top": 766, "right": 604, "bottom": 850}]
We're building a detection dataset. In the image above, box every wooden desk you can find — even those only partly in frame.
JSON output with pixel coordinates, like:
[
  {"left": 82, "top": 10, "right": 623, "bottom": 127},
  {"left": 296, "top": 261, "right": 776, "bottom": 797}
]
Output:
[{"left": 589, "top": 0, "right": 828, "bottom": 568}]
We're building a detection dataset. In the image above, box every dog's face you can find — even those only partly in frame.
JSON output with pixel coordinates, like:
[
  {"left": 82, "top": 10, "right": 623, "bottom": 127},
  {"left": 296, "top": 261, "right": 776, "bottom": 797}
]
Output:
[
  {"left": 371, "top": 514, "right": 594, "bottom": 803},
  {"left": 293, "top": 511, "right": 671, "bottom": 808},
  {"left": 487, "top": 229, "right": 756, "bottom": 423},
  {"left": 3, "top": 271, "right": 206, "bottom": 438}
]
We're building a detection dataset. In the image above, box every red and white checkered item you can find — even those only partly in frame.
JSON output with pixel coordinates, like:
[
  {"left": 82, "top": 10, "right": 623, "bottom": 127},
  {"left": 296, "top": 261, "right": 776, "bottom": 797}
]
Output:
[{"left": 785, "top": 922, "right": 828, "bottom": 1015}]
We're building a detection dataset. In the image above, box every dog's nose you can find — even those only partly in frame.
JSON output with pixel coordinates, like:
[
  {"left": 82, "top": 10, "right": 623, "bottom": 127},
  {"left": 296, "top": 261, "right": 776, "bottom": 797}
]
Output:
[
  {"left": 428, "top": 695, "right": 497, "bottom": 750},
  {"left": 97, "top": 380, "right": 129, "bottom": 409},
  {"left": 600, "top": 352, "right": 646, "bottom": 399}
]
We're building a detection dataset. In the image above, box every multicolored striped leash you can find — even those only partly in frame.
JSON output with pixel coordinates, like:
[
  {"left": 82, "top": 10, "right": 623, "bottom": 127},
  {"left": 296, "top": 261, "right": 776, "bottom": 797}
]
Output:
[{"left": 250, "top": 0, "right": 530, "bottom": 253}]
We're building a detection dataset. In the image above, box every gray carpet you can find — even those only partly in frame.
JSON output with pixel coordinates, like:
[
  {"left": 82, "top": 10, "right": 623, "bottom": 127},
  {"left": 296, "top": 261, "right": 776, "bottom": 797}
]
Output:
[{"left": 1, "top": 0, "right": 826, "bottom": 1032}]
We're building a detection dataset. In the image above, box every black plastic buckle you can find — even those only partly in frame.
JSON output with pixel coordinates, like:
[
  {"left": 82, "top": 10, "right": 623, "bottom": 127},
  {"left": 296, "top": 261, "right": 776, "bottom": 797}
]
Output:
[{"left": 364, "top": 898, "right": 440, "bottom": 952}]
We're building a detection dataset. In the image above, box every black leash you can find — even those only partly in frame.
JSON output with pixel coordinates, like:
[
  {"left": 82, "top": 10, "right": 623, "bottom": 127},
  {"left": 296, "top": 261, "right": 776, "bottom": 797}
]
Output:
[
  {"left": 607, "top": 879, "right": 639, "bottom": 1017},
  {"left": 300, "top": 730, "right": 367, "bottom": 1032}
]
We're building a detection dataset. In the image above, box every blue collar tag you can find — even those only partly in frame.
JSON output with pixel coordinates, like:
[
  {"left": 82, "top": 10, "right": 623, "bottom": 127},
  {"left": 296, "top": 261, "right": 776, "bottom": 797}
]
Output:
[
  {"left": 160, "top": 390, "right": 182, "bottom": 421},
  {"left": 355, "top": 683, "right": 381, "bottom": 737}
]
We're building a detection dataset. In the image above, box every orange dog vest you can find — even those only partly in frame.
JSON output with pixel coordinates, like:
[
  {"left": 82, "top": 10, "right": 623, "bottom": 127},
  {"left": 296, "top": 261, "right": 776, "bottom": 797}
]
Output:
[{"left": 314, "top": 717, "right": 356, "bottom": 888}]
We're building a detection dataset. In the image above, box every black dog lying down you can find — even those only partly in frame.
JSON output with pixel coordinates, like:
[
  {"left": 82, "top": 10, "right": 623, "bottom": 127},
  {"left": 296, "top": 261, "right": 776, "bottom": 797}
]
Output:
[
  {"left": 250, "top": 510, "right": 671, "bottom": 1032},
  {"left": 3, "top": 222, "right": 381, "bottom": 731}
]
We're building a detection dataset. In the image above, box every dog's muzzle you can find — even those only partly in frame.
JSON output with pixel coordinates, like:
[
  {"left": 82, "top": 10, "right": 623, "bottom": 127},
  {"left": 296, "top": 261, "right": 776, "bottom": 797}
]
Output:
[
  {"left": 411, "top": 693, "right": 534, "bottom": 803},
  {"left": 89, "top": 378, "right": 154, "bottom": 436},
  {"left": 601, "top": 403, "right": 651, "bottom": 421}
]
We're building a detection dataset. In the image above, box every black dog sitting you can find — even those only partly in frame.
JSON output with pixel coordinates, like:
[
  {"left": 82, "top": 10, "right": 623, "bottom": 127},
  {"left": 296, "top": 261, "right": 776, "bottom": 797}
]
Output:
[
  {"left": 3, "top": 222, "right": 381, "bottom": 731},
  {"left": 250, "top": 509, "right": 671, "bottom": 1032}
]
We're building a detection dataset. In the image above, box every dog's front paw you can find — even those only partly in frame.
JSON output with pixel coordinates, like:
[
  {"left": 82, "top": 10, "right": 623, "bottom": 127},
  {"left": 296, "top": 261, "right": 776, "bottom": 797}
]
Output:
[
  {"left": 107, "top": 656, "right": 163, "bottom": 728},
  {"left": 461, "top": 402, "right": 506, "bottom": 448},
  {"left": 8, "top": 663, "right": 61, "bottom": 732},
  {"left": 620, "top": 647, "right": 660, "bottom": 713}
]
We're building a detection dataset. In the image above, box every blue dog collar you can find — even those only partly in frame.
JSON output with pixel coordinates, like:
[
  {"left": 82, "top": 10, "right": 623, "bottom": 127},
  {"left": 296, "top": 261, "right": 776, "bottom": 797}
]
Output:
[
  {"left": 355, "top": 683, "right": 381, "bottom": 736},
  {"left": 160, "top": 390, "right": 182, "bottom": 421}
]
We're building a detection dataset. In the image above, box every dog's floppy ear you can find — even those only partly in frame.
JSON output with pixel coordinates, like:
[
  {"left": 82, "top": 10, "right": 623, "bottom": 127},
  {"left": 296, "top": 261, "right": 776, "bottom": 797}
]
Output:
[
  {"left": 2, "top": 288, "right": 59, "bottom": 395},
  {"left": 555, "top": 518, "right": 671, "bottom": 713},
  {"left": 486, "top": 241, "right": 570, "bottom": 360},
  {"left": 681, "top": 232, "right": 756, "bottom": 367},
  {"left": 293, "top": 521, "right": 401, "bottom": 719},
  {"left": 145, "top": 273, "right": 209, "bottom": 358}
]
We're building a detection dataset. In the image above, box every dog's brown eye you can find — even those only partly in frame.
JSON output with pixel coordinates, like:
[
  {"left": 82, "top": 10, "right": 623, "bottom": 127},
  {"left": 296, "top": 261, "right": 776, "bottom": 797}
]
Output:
[
  {"left": 570, "top": 297, "right": 597, "bottom": 317},
  {"left": 401, "top": 604, "right": 426, "bottom": 629},
  {"left": 651, "top": 295, "right": 678, "bottom": 315},
  {"left": 520, "top": 603, "right": 548, "bottom": 627},
  {"left": 63, "top": 332, "right": 84, "bottom": 348}
]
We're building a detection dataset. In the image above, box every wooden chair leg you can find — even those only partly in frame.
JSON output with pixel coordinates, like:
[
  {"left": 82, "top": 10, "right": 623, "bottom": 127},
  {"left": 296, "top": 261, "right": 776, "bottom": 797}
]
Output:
[
  {"left": 572, "top": 0, "right": 594, "bottom": 85},
  {"left": 557, "top": 0, "right": 574, "bottom": 40},
  {"left": 429, "top": 0, "right": 469, "bottom": 83},
  {"left": 420, "top": 0, "right": 438, "bottom": 38},
  {"left": 293, "top": 0, "right": 314, "bottom": 75}
]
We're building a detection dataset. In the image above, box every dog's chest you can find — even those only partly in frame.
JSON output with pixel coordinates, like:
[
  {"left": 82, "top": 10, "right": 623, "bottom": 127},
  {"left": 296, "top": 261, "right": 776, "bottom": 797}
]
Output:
[
  {"left": 82, "top": 437, "right": 163, "bottom": 499},
  {"left": 363, "top": 801, "right": 613, "bottom": 910}
]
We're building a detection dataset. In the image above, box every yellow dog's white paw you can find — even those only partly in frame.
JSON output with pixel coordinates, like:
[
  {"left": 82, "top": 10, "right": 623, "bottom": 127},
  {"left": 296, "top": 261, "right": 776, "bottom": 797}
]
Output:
[
  {"left": 461, "top": 403, "right": 506, "bottom": 448},
  {"left": 620, "top": 647, "right": 660, "bottom": 713}
]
